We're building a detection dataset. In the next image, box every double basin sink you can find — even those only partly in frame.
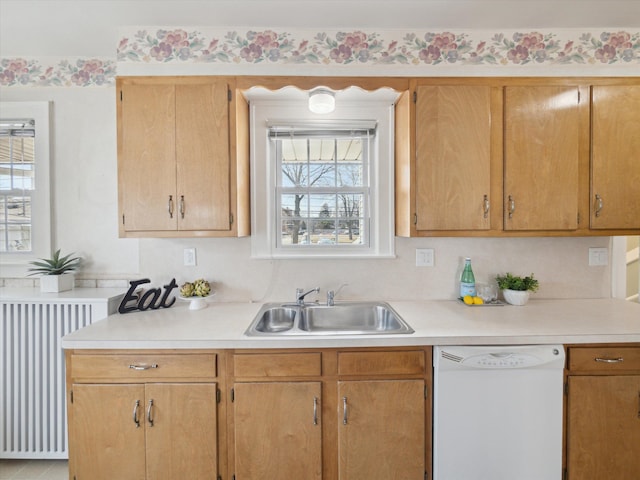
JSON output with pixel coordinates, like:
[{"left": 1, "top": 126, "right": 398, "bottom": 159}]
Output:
[{"left": 245, "top": 301, "right": 414, "bottom": 336}]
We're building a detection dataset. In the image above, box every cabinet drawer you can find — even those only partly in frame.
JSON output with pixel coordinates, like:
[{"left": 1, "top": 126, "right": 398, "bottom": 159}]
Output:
[
  {"left": 568, "top": 347, "right": 640, "bottom": 372},
  {"left": 70, "top": 353, "right": 217, "bottom": 380},
  {"left": 234, "top": 353, "right": 322, "bottom": 377},
  {"left": 338, "top": 350, "right": 426, "bottom": 376}
]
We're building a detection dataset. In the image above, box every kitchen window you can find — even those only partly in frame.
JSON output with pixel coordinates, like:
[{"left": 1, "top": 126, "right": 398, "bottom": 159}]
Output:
[
  {"left": 248, "top": 88, "right": 397, "bottom": 259},
  {"left": 272, "top": 125, "right": 373, "bottom": 250},
  {"left": 0, "top": 102, "right": 51, "bottom": 269}
]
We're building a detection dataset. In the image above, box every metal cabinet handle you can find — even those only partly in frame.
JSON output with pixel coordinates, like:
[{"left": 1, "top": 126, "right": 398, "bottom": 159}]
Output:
[
  {"left": 342, "top": 396, "right": 348, "bottom": 425},
  {"left": 133, "top": 400, "right": 141, "bottom": 428},
  {"left": 128, "top": 363, "right": 158, "bottom": 370},
  {"left": 147, "top": 399, "right": 154, "bottom": 427},
  {"left": 637, "top": 391, "right": 640, "bottom": 419},
  {"left": 483, "top": 194, "right": 490, "bottom": 219},
  {"left": 508, "top": 195, "right": 515, "bottom": 219},
  {"left": 594, "top": 194, "right": 603, "bottom": 217},
  {"left": 179, "top": 195, "right": 185, "bottom": 219},
  {"left": 168, "top": 195, "right": 174, "bottom": 218},
  {"left": 594, "top": 357, "right": 623, "bottom": 363},
  {"left": 313, "top": 397, "right": 318, "bottom": 425}
]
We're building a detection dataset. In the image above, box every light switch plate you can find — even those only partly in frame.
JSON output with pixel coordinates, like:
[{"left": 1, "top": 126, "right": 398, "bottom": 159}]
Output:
[
  {"left": 184, "top": 248, "right": 197, "bottom": 266},
  {"left": 588, "top": 247, "right": 608, "bottom": 266},
  {"left": 416, "top": 248, "right": 435, "bottom": 267}
]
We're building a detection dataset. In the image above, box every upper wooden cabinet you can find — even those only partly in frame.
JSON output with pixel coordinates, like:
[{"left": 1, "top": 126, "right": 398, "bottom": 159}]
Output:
[
  {"left": 398, "top": 77, "right": 639, "bottom": 237},
  {"left": 117, "top": 76, "right": 250, "bottom": 238},
  {"left": 590, "top": 84, "right": 640, "bottom": 230},
  {"left": 504, "top": 85, "right": 581, "bottom": 231},
  {"left": 415, "top": 85, "right": 493, "bottom": 231}
]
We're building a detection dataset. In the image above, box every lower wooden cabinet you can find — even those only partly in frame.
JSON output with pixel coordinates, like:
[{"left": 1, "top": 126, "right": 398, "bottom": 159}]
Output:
[
  {"left": 566, "top": 346, "right": 640, "bottom": 480},
  {"left": 233, "top": 382, "right": 322, "bottom": 480},
  {"left": 229, "top": 348, "right": 431, "bottom": 480},
  {"left": 66, "top": 352, "right": 220, "bottom": 480},
  {"left": 337, "top": 379, "right": 425, "bottom": 479}
]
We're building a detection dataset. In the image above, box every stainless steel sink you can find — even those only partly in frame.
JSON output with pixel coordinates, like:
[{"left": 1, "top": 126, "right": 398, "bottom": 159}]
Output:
[{"left": 245, "top": 302, "right": 414, "bottom": 336}]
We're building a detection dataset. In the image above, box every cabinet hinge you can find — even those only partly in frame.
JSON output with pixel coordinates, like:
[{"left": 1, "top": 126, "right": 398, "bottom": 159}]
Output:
[
  {"left": 229, "top": 213, "right": 234, "bottom": 225},
  {"left": 413, "top": 91, "right": 417, "bottom": 103},
  {"left": 231, "top": 388, "right": 235, "bottom": 402},
  {"left": 216, "top": 388, "right": 221, "bottom": 404},
  {"left": 228, "top": 89, "right": 232, "bottom": 102}
]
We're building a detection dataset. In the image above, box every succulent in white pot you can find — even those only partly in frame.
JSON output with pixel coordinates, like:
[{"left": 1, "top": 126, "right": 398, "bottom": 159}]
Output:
[
  {"left": 28, "top": 249, "right": 81, "bottom": 292},
  {"left": 495, "top": 273, "right": 539, "bottom": 306}
]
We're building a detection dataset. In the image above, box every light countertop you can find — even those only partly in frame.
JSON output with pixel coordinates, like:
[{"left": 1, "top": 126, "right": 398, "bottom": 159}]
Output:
[{"left": 60, "top": 298, "right": 640, "bottom": 349}]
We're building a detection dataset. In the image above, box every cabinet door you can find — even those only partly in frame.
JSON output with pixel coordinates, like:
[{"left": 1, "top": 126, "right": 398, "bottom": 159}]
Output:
[
  {"left": 415, "top": 85, "right": 492, "bottom": 231},
  {"left": 176, "top": 82, "right": 231, "bottom": 231},
  {"left": 591, "top": 85, "right": 640, "bottom": 229},
  {"left": 233, "top": 382, "right": 322, "bottom": 480},
  {"left": 119, "top": 84, "right": 177, "bottom": 232},
  {"left": 338, "top": 380, "right": 425, "bottom": 480},
  {"left": 69, "top": 384, "right": 146, "bottom": 480},
  {"left": 145, "top": 383, "right": 218, "bottom": 480},
  {"left": 567, "top": 375, "right": 640, "bottom": 479},
  {"left": 504, "top": 86, "right": 580, "bottom": 230}
]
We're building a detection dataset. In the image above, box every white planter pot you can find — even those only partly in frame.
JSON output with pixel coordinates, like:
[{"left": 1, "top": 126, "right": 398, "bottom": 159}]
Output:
[
  {"left": 40, "top": 273, "right": 75, "bottom": 293},
  {"left": 502, "top": 289, "right": 530, "bottom": 306}
]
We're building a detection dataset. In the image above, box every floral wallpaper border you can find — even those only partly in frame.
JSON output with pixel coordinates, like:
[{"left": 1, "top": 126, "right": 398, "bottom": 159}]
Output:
[{"left": 1, "top": 28, "right": 638, "bottom": 87}]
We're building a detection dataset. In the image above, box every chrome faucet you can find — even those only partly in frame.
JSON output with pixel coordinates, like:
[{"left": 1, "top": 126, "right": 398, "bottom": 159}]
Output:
[
  {"left": 327, "top": 283, "right": 348, "bottom": 306},
  {"left": 296, "top": 287, "right": 320, "bottom": 306}
]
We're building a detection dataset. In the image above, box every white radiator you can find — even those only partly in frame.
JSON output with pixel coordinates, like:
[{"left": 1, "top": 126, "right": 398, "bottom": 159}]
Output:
[{"left": 0, "top": 289, "right": 123, "bottom": 459}]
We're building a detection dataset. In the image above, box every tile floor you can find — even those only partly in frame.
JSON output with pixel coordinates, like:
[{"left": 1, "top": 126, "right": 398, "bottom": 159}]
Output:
[{"left": 0, "top": 460, "right": 68, "bottom": 480}]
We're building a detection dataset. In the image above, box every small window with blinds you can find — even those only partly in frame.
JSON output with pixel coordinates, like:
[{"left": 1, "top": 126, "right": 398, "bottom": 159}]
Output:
[
  {"left": 270, "top": 124, "right": 374, "bottom": 250},
  {"left": 0, "top": 120, "right": 35, "bottom": 252}
]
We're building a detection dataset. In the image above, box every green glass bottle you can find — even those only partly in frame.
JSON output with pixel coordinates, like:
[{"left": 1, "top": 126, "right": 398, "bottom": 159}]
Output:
[{"left": 459, "top": 257, "right": 476, "bottom": 297}]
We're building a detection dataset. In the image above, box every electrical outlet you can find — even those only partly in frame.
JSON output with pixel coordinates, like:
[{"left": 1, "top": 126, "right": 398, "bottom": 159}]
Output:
[
  {"left": 416, "top": 248, "right": 435, "bottom": 267},
  {"left": 588, "top": 247, "right": 608, "bottom": 266},
  {"left": 184, "top": 248, "right": 197, "bottom": 266}
]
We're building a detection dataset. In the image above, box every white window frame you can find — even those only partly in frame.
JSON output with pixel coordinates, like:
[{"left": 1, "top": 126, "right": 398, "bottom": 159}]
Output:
[
  {"left": 0, "top": 102, "right": 52, "bottom": 275},
  {"left": 249, "top": 94, "right": 396, "bottom": 259}
]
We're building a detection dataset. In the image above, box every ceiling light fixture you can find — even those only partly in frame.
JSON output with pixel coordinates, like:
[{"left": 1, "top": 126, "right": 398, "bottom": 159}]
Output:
[{"left": 308, "top": 88, "right": 335, "bottom": 114}]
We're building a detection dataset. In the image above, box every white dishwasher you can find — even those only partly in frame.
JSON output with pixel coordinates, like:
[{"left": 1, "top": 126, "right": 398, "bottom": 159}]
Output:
[{"left": 433, "top": 345, "right": 565, "bottom": 480}]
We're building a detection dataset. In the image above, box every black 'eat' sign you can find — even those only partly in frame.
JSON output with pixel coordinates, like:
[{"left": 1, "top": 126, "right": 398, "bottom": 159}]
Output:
[{"left": 118, "top": 278, "right": 178, "bottom": 314}]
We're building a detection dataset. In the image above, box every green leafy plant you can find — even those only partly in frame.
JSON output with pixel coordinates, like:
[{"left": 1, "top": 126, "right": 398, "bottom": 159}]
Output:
[
  {"left": 28, "top": 249, "right": 81, "bottom": 276},
  {"left": 495, "top": 272, "right": 539, "bottom": 292}
]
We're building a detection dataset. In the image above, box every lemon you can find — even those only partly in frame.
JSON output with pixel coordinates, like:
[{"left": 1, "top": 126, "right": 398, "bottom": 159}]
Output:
[
  {"left": 473, "top": 296, "right": 484, "bottom": 305},
  {"left": 463, "top": 295, "right": 474, "bottom": 305}
]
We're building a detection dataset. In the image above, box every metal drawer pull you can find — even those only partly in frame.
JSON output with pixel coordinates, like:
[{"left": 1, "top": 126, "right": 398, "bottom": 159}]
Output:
[
  {"left": 594, "top": 357, "right": 623, "bottom": 363},
  {"left": 483, "top": 194, "right": 490, "bottom": 219},
  {"left": 508, "top": 195, "right": 515, "bottom": 219},
  {"left": 594, "top": 194, "right": 603, "bottom": 217},
  {"left": 133, "top": 400, "right": 141, "bottom": 428},
  {"left": 168, "top": 195, "right": 174, "bottom": 218},
  {"left": 128, "top": 363, "right": 158, "bottom": 370},
  {"left": 313, "top": 397, "right": 318, "bottom": 425},
  {"left": 180, "top": 195, "right": 185, "bottom": 219},
  {"left": 147, "top": 399, "right": 154, "bottom": 427},
  {"left": 342, "top": 396, "right": 348, "bottom": 425}
]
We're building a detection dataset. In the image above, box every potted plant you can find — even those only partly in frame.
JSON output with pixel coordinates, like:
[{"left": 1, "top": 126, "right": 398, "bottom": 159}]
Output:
[
  {"left": 28, "top": 249, "right": 81, "bottom": 292},
  {"left": 495, "top": 272, "right": 539, "bottom": 306}
]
